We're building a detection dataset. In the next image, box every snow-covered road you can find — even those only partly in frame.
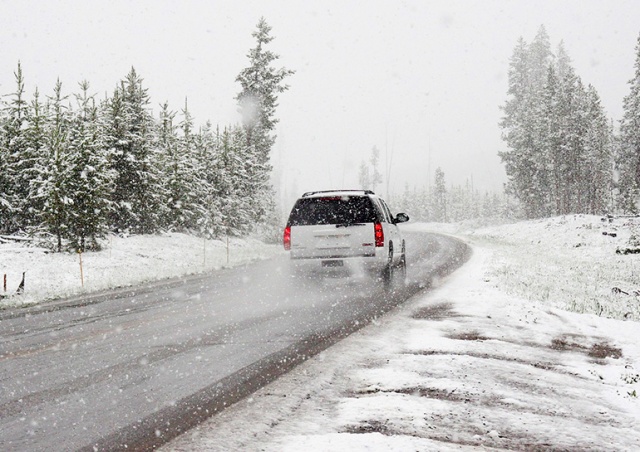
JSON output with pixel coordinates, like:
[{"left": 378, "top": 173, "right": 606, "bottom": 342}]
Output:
[
  {"left": 0, "top": 230, "right": 467, "bottom": 451},
  {"left": 164, "top": 219, "right": 640, "bottom": 451}
]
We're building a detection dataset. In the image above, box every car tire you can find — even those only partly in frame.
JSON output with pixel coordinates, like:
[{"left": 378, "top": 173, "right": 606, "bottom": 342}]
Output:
[
  {"left": 397, "top": 241, "right": 407, "bottom": 283},
  {"left": 382, "top": 244, "right": 394, "bottom": 288}
]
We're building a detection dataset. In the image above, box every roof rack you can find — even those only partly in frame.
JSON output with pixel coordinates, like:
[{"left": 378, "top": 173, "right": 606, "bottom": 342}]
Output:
[{"left": 302, "top": 189, "right": 375, "bottom": 198}]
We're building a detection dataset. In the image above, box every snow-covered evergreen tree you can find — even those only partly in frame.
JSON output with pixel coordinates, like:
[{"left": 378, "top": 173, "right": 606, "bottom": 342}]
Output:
[
  {"left": 358, "top": 161, "right": 371, "bottom": 190},
  {"left": 499, "top": 33, "right": 552, "bottom": 218},
  {"left": 617, "top": 32, "right": 640, "bottom": 213},
  {"left": 105, "top": 68, "right": 164, "bottom": 233},
  {"left": 65, "top": 81, "right": 113, "bottom": 250},
  {"left": 210, "top": 126, "right": 251, "bottom": 236},
  {"left": 23, "top": 88, "right": 48, "bottom": 228},
  {"left": 235, "top": 17, "right": 294, "bottom": 226},
  {"left": 433, "top": 167, "right": 447, "bottom": 222},
  {"left": 236, "top": 18, "right": 294, "bottom": 160},
  {"left": 555, "top": 53, "right": 585, "bottom": 213},
  {"left": 358, "top": 146, "right": 383, "bottom": 192},
  {"left": 0, "top": 111, "right": 8, "bottom": 230},
  {"left": 0, "top": 63, "right": 30, "bottom": 233},
  {"left": 157, "top": 100, "right": 207, "bottom": 232},
  {"left": 157, "top": 101, "right": 183, "bottom": 230},
  {"left": 552, "top": 44, "right": 614, "bottom": 215},
  {"left": 0, "top": 102, "right": 10, "bottom": 232},
  {"left": 583, "top": 85, "right": 613, "bottom": 214},
  {"left": 34, "top": 80, "right": 73, "bottom": 251},
  {"left": 193, "top": 121, "right": 222, "bottom": 239},
  {"left": 176, "top": 101, "right": 206, "bottom": 230},
  {"left": 539, "top": 64, "right": 561, "bottom": 215},
  {"left": 370, "top": 146, "right": 383, "bottom": 193}
]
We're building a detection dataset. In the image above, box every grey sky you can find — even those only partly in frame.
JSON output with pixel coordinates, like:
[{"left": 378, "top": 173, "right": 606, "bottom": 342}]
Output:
[{"left": 1, "top": 0, "right": 639, "bottom": 202}]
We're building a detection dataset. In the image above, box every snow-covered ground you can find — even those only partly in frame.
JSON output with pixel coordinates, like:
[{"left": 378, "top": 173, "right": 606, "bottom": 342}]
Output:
[
  {"left": 162, "top": 215, "right": 640, "bottom": 451},
  {"left": 3, "top": 216, "right": 640, "bottom": 449},
  {"left": 0, "top": 233, "right": 282, "bottom": 308}
]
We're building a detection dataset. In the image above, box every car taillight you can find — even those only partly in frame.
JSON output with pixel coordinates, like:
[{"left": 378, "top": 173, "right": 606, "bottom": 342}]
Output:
[
  {"left": 374, "top": 222, "right": 384, "bottom": 247},
  {"left": 283, "top": 225, "right": 291, "bottom": 250}
]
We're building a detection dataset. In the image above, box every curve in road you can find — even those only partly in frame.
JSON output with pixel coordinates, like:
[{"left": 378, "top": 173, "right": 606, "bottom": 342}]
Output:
[{"left": 0, "top": 231, "right": 469, "bottom": 451}]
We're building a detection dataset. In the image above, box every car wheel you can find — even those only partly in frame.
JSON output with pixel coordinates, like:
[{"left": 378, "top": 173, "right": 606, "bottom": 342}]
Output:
[
  {"left": 382, "top": 244, "right": 394, "bottom": 288},
  {"left": 397, "top": 241, "right": 407, "bottom": 282}
]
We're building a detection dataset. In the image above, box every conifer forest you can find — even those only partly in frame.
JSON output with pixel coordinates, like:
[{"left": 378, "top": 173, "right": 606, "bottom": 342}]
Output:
[
  {"left": 499, "top": 27, "right": 640, "bottom": 219},
  {"left": 0, "top": 18, "right": 293, "bottom": 252}
]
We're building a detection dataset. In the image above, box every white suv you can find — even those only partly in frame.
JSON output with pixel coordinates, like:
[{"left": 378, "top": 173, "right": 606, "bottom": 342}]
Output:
[{"left": 283, "top": 190, "right": 409, "bottom": 283}]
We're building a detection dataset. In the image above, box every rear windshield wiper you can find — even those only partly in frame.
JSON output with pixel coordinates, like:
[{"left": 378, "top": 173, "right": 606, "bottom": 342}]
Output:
[{"left": 335, "top": 223, "right": 366, "bottom": 228}]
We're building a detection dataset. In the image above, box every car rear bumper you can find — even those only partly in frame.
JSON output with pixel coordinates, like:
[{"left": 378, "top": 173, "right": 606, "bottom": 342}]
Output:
[
  {"left": 289, "top": 247, "right": 376, "bottom": 260},
  {"left": 288, "top": 252, "right": 387, "bottom": 277}
]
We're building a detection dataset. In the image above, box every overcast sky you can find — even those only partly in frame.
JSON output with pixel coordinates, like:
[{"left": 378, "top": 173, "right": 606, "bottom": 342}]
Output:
[{"left": 1, "top": 0, "right": 639, "bottom": 204}]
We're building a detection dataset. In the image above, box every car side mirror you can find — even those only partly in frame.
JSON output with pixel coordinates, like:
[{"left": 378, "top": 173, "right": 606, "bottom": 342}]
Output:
[{"left": 394, "top": 213, "right": 409, "bottom": 224}]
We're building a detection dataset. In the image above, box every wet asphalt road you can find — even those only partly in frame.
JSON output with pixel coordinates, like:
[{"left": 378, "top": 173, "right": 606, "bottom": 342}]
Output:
[{"left": 0, "top": 231, "right": 469, "bottom": 451}]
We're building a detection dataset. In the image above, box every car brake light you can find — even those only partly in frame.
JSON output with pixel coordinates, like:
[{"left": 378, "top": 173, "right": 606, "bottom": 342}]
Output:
[
  {"left": 374, "top": 222, "right": 384, "bottom": 247},
  {"left": 283, "top": 226, "right": 291, "bottom": 250}
]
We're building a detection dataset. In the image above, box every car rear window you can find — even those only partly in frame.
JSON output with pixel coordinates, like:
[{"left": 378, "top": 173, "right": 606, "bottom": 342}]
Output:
[{"left": 288, "top": 196, "right": 378, "bottom": 226}]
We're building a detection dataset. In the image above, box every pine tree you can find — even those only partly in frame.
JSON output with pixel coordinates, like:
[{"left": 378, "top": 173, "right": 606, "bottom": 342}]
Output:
[
  {"left": 540, "top": 64, "right": 561, "bottom": 214},
  {"left": 23, "top": 88, "right": 48, "bottom": 227},
  {"left": 156, "top": 101, "right": 179, "bottom": 230},
  {"left": 528, "top": 26, "right": 553, "bottom": 94},
  {"left": 102, "top": 84, "right": 128, "bottom": 230},
  {"left": 216, "top": 125, "right": 253, "bottom": 236},
  {"left": 617, "top": 32, "right": 640, "bottom": 213},
  {"left": 0, "top": 63, "right": 30, "bottom": 233},
  {"left": 0, "top": 99, "right": 9, "bottom": 231},
  {"left": 370, "top": 146, "right": 383, "bottom": 192},
  {"left": 34, "top": 80, "right": 73, "bottom": 251},
  {"left": 158, "top": 100, "right": 206, "bottom": 232},
  {"left": 105, "top": 68, "right": 164, "bottom": 233},
  {"left": 500, "top": 27, "right": 557, "bottom": 218},
  {"left": 176, "top": 101, "right": 206, "bottom": 231},
  {"left": 65, "top": 81, "right": 113, "bottom": 251},
  {"left": 193, "top": 121, "right": 221, "bottom": 238},
  {"left": 528, "top": 28, "right": 555, "bottom": 216},
  {"left": 551, "top": 53, "right": 579, "bottom": 214},
  {"left": 358, "top": 161, "right": 371, "bottom": 190},
  {"left": 235, "top": 17, "right": 294, "bottom": 226},
  {"left": 236, "top": 18, "right": 294, "bottom": 159},
  {"left": 433, "top": 167, "right": 447, "bottom": 222},
  {"left": 499, "top": 35, "right": 551, "bottom": 218},
  {"left": 583, "top": 85, "right": 613, "bottom": 214}
]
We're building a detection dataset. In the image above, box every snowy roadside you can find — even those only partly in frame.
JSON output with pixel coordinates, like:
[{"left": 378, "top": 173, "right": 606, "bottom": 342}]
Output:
[
  {"left": 163, "top": 216, "right": 640, "bottom": 451},
  {"left": 0, "top": 233, "right": 282, "bottom": 309}
]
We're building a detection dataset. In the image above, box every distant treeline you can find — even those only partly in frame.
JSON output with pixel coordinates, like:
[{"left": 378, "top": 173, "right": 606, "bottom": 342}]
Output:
[{"left": 392, "top": 168, "right": 513, "bottom": 223}]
